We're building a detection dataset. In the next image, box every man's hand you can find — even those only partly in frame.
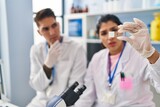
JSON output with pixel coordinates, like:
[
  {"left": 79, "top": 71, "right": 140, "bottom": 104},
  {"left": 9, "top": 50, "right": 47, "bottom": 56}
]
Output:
[
  {"left": 44, "top": 41, "right": 61, "bottom": 68},
  {"left": 117, "top": 18, "right": 155, "bottom": 58}
]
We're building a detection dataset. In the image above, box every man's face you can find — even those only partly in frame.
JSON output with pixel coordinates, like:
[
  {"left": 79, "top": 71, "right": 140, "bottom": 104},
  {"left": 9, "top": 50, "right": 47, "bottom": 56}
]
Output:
[{"left": 38, "top": 17, "right": 60, "bottom": 45}]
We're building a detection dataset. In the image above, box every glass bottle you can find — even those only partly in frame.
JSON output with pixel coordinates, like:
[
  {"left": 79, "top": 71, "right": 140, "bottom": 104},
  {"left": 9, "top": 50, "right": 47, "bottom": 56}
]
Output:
[{"left": 151, "top": 12, "right": 160, "bottom": 41}]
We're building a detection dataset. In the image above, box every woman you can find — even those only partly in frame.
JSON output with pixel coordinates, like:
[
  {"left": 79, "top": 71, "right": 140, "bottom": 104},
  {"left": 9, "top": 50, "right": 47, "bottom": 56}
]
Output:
[{"left": 75, "top": 14, "right": 160, "bottom": 107}]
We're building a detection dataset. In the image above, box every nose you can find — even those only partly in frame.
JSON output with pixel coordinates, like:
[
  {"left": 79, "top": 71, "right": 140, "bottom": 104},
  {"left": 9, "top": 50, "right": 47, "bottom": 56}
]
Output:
[
  {"left": 49, "top": 27, "right": 56, "bottom": 35},
  {"left": 108, "top": 36, "right": 114, "bottom": 39},
  {"left": 107, "top": 35, "right": 115, "bottom": 40}
]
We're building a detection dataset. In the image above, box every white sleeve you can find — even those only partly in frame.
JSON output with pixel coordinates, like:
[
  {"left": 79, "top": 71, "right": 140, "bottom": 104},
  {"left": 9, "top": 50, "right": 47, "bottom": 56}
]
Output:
[
  {"left": 149, "top": 56, "right": 160, "bottom": 71},
  {"left": 146, "top": 57, "right": 160, "bottom": 93},
  {"left": 29, "top": 45, "right": 52, "bottom": 91},
  {"left": 149, "top": 57, "right": 160, "bottom": 83},
  {"left": 67, "top": 45, "right": 87, "bottom": 87},
  {"left": 74, "top": 59, "right": 97, "bottom": 107}
]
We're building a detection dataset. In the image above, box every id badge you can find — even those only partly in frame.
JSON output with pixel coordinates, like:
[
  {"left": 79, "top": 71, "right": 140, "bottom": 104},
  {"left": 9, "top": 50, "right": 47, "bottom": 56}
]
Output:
[
  {"left": 102, "top": 92, "right": 116, "bottom": 104},
  {"left": 120, "top": 77, "right": 133, "bottom": 90}
]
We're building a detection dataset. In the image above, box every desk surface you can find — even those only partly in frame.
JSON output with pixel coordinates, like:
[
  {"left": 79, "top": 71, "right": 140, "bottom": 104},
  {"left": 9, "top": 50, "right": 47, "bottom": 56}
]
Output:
[{"left": 0, "top": 100, "right": 18, "bottom": 107}]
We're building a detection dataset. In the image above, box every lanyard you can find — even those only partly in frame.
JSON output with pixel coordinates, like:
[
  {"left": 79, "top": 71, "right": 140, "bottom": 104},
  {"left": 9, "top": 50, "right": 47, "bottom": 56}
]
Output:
[
  {"left": 45, "top": 42, "right": 55, "bottom": 78},
  {"left": 107, "top": 42, "right": 126, "bottom": 86}
]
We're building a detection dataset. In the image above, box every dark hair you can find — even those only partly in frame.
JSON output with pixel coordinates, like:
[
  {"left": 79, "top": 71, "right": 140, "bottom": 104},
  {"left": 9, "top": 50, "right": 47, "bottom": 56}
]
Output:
[
  {"left": 96, "top": 14, "right": 122, "bottom": 35},
  {"left": 34, "top": 8, "right": 56, "bottom": 27}
]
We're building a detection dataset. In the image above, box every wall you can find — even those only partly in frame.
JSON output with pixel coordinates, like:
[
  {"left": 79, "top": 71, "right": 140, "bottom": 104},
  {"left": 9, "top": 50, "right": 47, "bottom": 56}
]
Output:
[
  {"left": 0, "top": 11, "right": 2, "bottom": 59},
  {"left": 1, "top": 0, "right": 35, "bottom": 106},
  {"left": 0, "top": 0, "right": 11, "bottom": 100},
  {"left": 0, "top": 4, "right": 1, "bottom": 59},
  {"left": 0, "top": 22, "right": 1, "bottom": 58}
]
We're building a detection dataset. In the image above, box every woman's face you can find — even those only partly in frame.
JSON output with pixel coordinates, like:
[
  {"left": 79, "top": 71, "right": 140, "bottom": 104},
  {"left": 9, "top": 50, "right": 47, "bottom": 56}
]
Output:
[{"left": 99, "top": 21, "right": 123, "bottom": 55}]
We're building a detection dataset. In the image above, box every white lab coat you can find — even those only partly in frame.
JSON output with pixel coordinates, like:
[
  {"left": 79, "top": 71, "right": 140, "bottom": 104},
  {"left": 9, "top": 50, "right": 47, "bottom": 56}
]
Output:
[
  {"left": 27, "top": 36, "right": 87, "bottom": 107},
  {"left": 75, "top": 43, "right": 160, "bottom": 107}
]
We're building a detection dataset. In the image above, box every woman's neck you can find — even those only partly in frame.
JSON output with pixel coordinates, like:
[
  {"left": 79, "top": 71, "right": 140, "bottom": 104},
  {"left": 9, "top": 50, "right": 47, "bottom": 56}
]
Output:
[{"left": 109, "top": 42, "right": 125, "bottom": 56}]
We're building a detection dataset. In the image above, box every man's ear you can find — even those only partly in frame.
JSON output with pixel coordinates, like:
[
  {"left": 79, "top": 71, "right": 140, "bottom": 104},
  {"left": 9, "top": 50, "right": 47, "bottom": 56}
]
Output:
[
  {"left": 37, "top": 30, "right": 42, "bottom": 36},
  {"left": 57, "top": 22, "right": 60, "bottom": 26}
]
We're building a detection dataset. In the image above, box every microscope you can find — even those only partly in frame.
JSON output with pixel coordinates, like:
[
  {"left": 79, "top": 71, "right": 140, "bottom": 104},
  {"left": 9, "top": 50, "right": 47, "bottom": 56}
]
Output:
[{"left": 46, "top": 81, "right": 86, "bottom": 107}]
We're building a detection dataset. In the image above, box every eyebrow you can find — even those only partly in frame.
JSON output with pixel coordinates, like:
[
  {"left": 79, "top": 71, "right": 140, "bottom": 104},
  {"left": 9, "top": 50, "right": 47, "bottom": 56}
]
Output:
[
  {"left": 42, "top": 26, "right": 49, "bottom": 30},
  {"left": 41, "top": 22, "right": 57, "bottom": 30},
  {"left": 110, "top": 26, "right": 118, "bottom": 30},
  {"left": 52, "top": 22, "right": 57, "bottom": 25},
  {"left": 100, "top": 26, "right": 117, "bottom": 31}
]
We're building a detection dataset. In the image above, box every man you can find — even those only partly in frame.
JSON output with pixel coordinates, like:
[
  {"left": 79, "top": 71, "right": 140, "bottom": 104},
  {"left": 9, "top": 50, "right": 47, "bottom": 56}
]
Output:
[{"left": 27, "top": 8, "right": 87, "bottom": 107}]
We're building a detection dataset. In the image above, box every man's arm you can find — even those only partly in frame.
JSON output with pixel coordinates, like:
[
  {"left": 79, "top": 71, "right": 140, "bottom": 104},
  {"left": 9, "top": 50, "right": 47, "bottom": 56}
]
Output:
[{"left": 29, "top": 45, "right": 52, "bottom": 91}]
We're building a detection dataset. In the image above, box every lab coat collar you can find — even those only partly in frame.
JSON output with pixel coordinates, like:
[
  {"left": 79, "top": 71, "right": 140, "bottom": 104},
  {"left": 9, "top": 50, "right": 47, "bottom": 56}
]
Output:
[
  {"left": 61, "top": 35, "right": 72, "bottom": 43},
  {"left": 106, "top": 42, "right": 132, "bottom": 76},
  {"left": 120, "top": 42, "right": 131, "bottom": 64},
  {"left": 106, "top": 42, "right": 131, "bottom": 63},
  {"left": 42, "top": 36, "right": 71, "bottom": 58},
  {"left": 116, "top": 42, "right": 132, "bottom": 75}
]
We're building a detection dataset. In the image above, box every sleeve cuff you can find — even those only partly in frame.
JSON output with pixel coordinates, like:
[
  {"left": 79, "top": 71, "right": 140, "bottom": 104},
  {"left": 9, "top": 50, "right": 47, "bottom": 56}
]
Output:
[{"left": 150, "top": 57, "right": 160, "bottom": 71}]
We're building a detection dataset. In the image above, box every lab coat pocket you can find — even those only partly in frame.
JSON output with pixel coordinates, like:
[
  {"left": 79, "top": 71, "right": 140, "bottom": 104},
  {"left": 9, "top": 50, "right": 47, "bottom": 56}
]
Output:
[
  {"left": 118, "top": 76, "right": 135, "bottom": 100},
  {"left": 119, "top": 77, "right": 133, "bottom": 90}
]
